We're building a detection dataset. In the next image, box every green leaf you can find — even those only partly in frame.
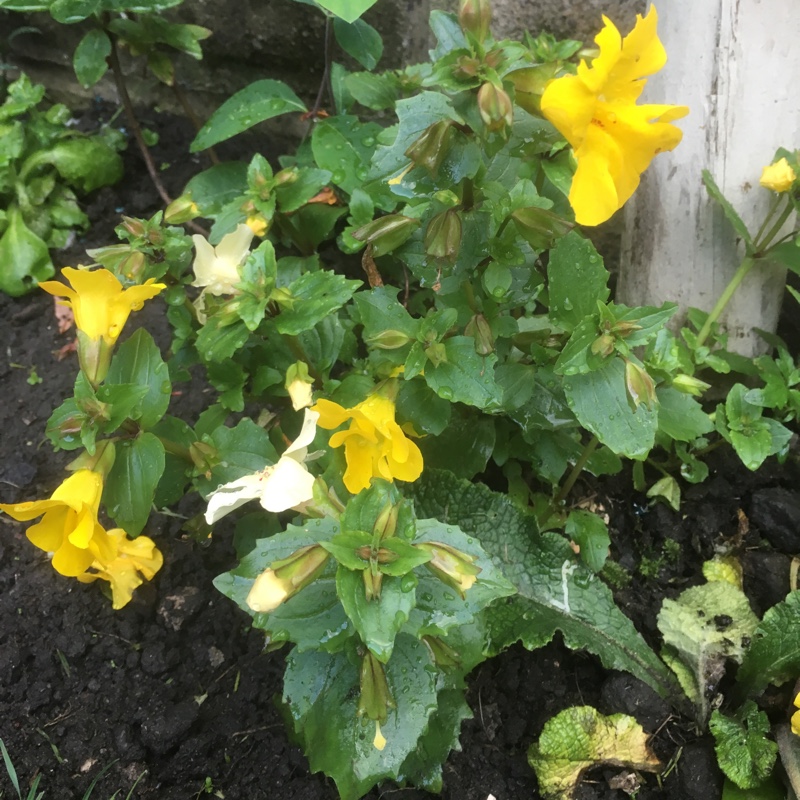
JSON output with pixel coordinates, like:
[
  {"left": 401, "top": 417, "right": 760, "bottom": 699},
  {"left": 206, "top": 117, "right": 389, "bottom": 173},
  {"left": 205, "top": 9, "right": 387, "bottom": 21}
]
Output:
[
  {"left": 396, "top": 687, "right": 472, "bottom": 792},
  {"left": 722, "top": 776, "right": 785, "bottom": 800},
  {"left": 658, "top": 581, "right": 759, "bottom": 721},
  {"left": 656, "top": 386, "right": 714, "bottom": 441},
  {"left": 371, "top": 91, "right": 463, "bottom": 180},
  {"left": 396, "top": 378, "right": 451, "bottom": 436},
  {"left": 73, "top": 29, "right": 111, "bottom": 87},
  {"left": 547, "top": 232, "right": 609, "bottom": 332},
  {"left": 408, "top": 518, "right": 516, "bottom": 638},
  {"left": 191, "top": 80, "right": 307, "bottom": 151},
  {"left": 355, "top": 286, "right": 419, "bottom": 341},
  {"left": 49, "top": 0, "right": 100, "bottom": 23},
  {"left": 333, "top": 17, "right": 382, "bottom": 70},
  {"left": 768, "top": 240, "right": 800, "bottom": 274},
  {"left": 105, "top": 329, "right": 171, "bottom": 429},
  {"left": 38, "top": 138, "right": 123, "bottom": 193},
  {"left": 710, "top": 702, "right": 777, "bottom": 790},
  {"left": 150, "top": 416, "right": 195, "bottom": 508},
  {"left": 196, "top": 418, "right": 279, "bottom": 495},
  {"left": 275, "top": 167, "right": 332, "bottom": 212},
  {"left": 213, "top": 519, "right": 350, "bottom": 652},
  {"left": 185, "top": 162, "right": 248, "bottom": 215},
  {"left": 311, "top": 116, "right": 378, "bottom": 194},
  {"left": 528, "top": 706, "right": 660, "bottom": 800},
  {"left": 104, "top": 433, "right": 165, "bottom": 536},
  {"left": 0, "top": 205, "right": 53, "bottom": 296},
  {"left": 420, "top": 414, "right": 495, "bottom": 479},
  {"left": 283, "top": 635, "right": 438, "bottom": 800},
  {"left": 195, "top": 317, "right": 250, "bottom": 362},
  {"left": 337, "top": 569, "right": 413, "bottom": 662},
  {"left": 735, "top": 591, "right": 800, "bottom": 700},
  {"left": 563, "top": 358, "right": 658, "bottom": 459},
  {"left": 411, "top": 470, "right": 680, "bottom": 700},
  {"left": 565, "top": 510, "right": 609, "bottom": 573},
  {"left": 345, "top": 72, "right": 400, "bottom": 110},
  {"left": 702, "top": 170, "right": 753, "bottom": 248},
  {"left": 424, "top": 337, "right": 501, "bottom": 410},
  {"left": 314, "top": 0, "right": 378, "bottom": 23},
  {"left": 274, "top": 270, "right": 361, "bottom": 336}
]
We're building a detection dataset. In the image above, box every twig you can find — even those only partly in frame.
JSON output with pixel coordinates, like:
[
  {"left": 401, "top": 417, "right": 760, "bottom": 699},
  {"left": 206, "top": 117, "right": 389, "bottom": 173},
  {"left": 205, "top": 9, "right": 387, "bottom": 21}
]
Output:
[{"left": 108, "top": 35, "right": 173, "bottom": 206}]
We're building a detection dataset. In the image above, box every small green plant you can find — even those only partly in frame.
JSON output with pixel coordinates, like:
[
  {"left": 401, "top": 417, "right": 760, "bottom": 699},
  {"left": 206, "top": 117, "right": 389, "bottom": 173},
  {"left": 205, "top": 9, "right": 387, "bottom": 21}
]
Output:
[{"left": 0, "top": 72, "right": 123, "bottom": 296}]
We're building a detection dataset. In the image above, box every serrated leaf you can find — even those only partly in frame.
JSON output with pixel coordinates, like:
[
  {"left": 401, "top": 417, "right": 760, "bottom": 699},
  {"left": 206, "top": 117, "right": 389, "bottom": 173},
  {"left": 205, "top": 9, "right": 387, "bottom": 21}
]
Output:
[
  {"left": 710, "top": 702, "right": 777, "bottom": 790},
  {"left": 283, "top": 635, "right": 438, "bottom": 800},
  {"left": 735, "top": 591, "right": 800, "bottom": 700},
  {"left": 563, "top": 358, "right": 658, "bottom": 459},
  {"left": 274, "top": 270, "right": 361, "bottom": 335},
  {"left": 337, "top": 569, "right": 413, "bottom": 662},
  {"left": 657, "top": 386, "right": 714, "bottom": 441},
  {"left": 213, "top": 519, "right": 350, "bottom": 652},
  {"left": 424, "top": 337, "right": 501, "bottom": 410},
  {"left": 529, "top": 706, "right": 660, "bottom": 800},
  {"left": 195, "top": 418, "right": 279, "bottom": 496},
  {"left": 311, "top": 116, "right": 377, "bottom": 194},
  {"left": 547, "top": 232, "right": 609, "bottom": 332},
  {"left": 191, "top": 80, "right": 307, "bottom": 151},
  {"left": 411, "top": 470, "right": 680, "bottom": 700},
  {"left": 105, "top": 329, "right": 170, "bottom": 429},
  {"left": 658, "top": 581, "right": 759, "bottom": 721},
  {"left": 195, "top": 316, "right": 250, "bottom": 362},
  {"left": 104, "top": 432, "right": 165, "bottom": 536}
]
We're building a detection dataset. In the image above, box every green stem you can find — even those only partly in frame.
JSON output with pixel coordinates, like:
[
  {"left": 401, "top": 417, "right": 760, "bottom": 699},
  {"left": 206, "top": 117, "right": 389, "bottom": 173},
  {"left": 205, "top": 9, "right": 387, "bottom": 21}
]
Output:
[
  {"left": 695, "top": 256, "right": 755, "bottom": 349},
  {"left": 755, "top": 200, "right": 795, "bottom": 252},
  {"left": 752, "top": 193, "right": 783, "bottom": 246},
  {"left": 553, "top": 435, "right": 599, "bottom": 507}
]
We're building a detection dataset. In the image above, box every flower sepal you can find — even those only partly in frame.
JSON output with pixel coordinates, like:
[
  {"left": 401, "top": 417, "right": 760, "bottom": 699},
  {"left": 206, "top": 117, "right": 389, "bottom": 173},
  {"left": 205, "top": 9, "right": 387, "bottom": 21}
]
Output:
[
  {"left": 415, "top": 541, "right": 482, "bottom": 598},
  {"left": 245, "top": 544, "right": 330, "bottom": 613}
]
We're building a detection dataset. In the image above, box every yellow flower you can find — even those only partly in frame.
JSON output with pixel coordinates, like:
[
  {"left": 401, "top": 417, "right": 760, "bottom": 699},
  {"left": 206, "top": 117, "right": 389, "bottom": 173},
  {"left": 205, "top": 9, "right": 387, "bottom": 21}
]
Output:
[
  {"left": 373, "top": 721, "right": 387, "bottom": 751},
  {"left": 0, "top": 470, "right": 105, "bottom": 576},
  {"left": 77, "top": 528, "right": 163, "bottom": 610},
  {"left": 39, "top": 267, "right": 165, "bottom": 345},
  {"left": 760, "top": 157, "right": 796, "bottom": 193},
  {"left": 540, "top": 6, "right": 688, "bottom": 226},
  {"left": 792, "top": 693, "right": 800, "bottom": 736},
  {"left": 313, "top": 394, "right": 423, "bottom": 494}
]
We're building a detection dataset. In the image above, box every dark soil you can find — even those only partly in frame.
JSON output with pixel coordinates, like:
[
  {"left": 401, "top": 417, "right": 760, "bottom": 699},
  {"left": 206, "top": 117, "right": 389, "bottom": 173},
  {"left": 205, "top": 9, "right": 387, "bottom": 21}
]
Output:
[{"left": 2, "top": 105, "right": 800, "bottom": 800}]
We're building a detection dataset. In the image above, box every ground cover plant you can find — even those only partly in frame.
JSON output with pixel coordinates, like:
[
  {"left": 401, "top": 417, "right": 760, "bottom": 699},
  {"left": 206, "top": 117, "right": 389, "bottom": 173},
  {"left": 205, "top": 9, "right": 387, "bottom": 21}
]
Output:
[{"left": 3, "top": 0, "right": 800, "bottom": 798}]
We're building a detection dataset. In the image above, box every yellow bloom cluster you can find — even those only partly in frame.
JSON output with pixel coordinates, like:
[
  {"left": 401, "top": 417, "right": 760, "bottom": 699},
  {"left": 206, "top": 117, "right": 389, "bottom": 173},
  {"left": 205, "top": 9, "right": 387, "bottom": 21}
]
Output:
[
  {"left": 540, "top": 6, "right": 688, "bottom": 226},
  {"left": 0, "top": 470, "right": 162, "bottom": 608},
  {"left": 314, "top": 394, "right": 423, "bottom": 494}
]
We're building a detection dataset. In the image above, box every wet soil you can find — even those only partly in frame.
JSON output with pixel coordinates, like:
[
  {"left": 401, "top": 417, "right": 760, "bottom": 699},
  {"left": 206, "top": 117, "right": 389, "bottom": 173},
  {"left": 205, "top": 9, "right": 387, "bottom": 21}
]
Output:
[{"left": 2, "top": 106, "right": 800, "bottom": 800}]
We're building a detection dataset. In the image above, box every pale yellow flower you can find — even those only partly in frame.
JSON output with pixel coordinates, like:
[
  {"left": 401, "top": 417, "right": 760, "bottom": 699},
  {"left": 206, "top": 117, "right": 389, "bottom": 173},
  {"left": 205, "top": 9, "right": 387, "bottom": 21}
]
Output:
[{"left": 760, "top": 157, "right": 796, "bottom": 193}]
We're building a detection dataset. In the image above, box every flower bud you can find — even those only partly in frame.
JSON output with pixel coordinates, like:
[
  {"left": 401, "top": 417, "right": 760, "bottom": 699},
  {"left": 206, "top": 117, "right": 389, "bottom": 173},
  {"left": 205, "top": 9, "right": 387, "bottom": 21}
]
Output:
[
  {"left": 624, "top": 359, "right": 657, "bottom": 410},
  {"left": 512, "top": 206, "right": 574, "bottom": 249},
  {"left": 285, "top": 361, "right": 314, "bottom": 410},
  {"left": 352, "top": 215, "right": 420, "bottom": 258},
  {"left": 672, "top": 374, "right": 711, "bottom": 397},
  {"left": 415, "top": 542, "right": 481, "bottom": 598},
  {"left": 760, "top": 157, "right": 796, "bottom": 193},
  {"left": 246, "top": 544, "right": 330, "bottom": 613},
  {"left": 164, "top": 193, "right": 200, "bottom": 224},
  {"left": 590, "top": 333, "right": 615, "bottom": 358},
  {"left": 477, "top": 82, "right": 513, "bottom": 131},
  {"left": 422, "top": 635, "right": 462, "bottom": 670},
  {"left": 458, "top": 0, "right": 492, "bottom": 43},
  {"left": 274, "top": 167, "right": 299, "bottom": 187},
  {"left": 424, "top": 208, "right": 462, "bottom": 262},
  {"left": 246, "top": 215, "right": 269, "bottom": 237},
  {"left": 119, "top": 251, "right": 146, "bottom": 281},
  {"left": 374, "top": 500, "right": 400, "bottom": 540},
  {"left": 365, "top": 329, "right": 413, "bottom": 350},
  {"left": 189, "top": 441, "right": 219, "bottom": 476},
  {"left": 404, "top": 120, "right": 455, "bottom": 176},
  {"left": 425, "top": 342, "right": 447, "bottom": 367},
  {"left": 66, "top": 438, "right": 116, "bottom": 477},
  {"left": 121, "top": 216, "right": 146, "bottom": 238},
  {"left": 358, "top": 650, "right": 395, "bottom": 723},
  {"left": 362, "top": 567, "right": 383, "bottom": 601},
  {"left": 465, "top": 313, "right": 494, "bottom": 355}
]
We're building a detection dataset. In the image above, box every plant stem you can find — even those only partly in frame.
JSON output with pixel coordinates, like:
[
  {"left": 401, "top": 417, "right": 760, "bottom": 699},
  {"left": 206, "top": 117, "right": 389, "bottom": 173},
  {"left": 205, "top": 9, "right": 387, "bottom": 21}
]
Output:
[
  {"left": 694, "top": 256, "right": 755, "bottom": 349},
  {"left": 108, "top": 35, "right": 173, "bottom": 206},
  {"left": 752, "top": 193, "right": 782, "bottom": 246},
  {"left": 553, "top": 435, "right": 599, "bottom": 508},
  {"left": 755, "top": 200, "right": 795, "bottom": 252}
]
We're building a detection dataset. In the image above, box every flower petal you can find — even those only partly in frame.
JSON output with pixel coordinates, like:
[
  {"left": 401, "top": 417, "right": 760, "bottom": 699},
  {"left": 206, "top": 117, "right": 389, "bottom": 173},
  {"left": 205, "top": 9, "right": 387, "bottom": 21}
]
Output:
[
  {"left": 205, "top": 473, "right": 265, "bottom": 523},
  {"left": 259, "top": 457, "right": 316, "bottom": 513},
  {"left": 215, "top": 224, "right": 255, "bottom": 266},
  {"left": 284, "top": 409, "right": 320, "bottom": 459},
  {"left": 313, "top": 399, "right": 353, "bottom": 429}
]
